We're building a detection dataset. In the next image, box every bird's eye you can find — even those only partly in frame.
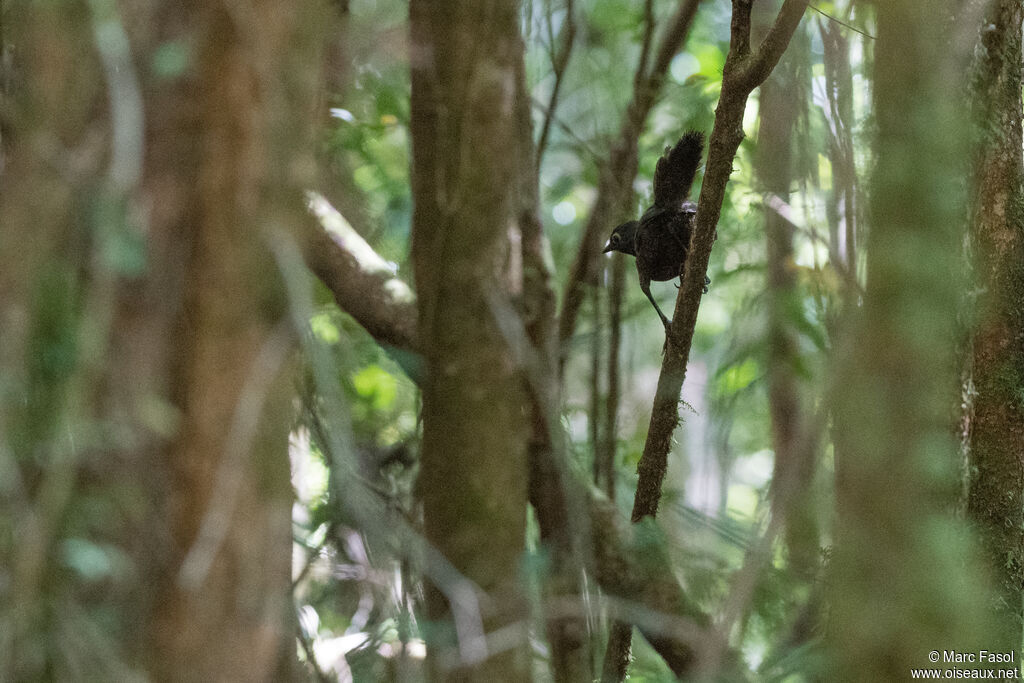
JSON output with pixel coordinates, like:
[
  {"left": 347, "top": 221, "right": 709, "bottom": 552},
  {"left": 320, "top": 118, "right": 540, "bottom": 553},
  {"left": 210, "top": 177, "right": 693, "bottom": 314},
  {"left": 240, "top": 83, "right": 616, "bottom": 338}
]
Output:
[{"left": 611, "top": 234, "right": 620, "bottom": 244}]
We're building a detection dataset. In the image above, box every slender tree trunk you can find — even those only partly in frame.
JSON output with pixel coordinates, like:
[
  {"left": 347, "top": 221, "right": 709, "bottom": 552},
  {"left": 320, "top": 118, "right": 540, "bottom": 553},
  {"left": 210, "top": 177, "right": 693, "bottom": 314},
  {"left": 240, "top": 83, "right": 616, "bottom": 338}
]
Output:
[
  {"left": 828, "top": 2, "right": 992, "bottom": 678},
  {"left": 603, "top": 1, "right": 806, "bottom": 677},
  {"left": 757, "top": 28, "right": 818, "bottom": 576},
  {"left": 591, "top": 286, "right": 604, "bottom": 486},
  {"left": 965, "top": 0, "right": 1024, "bottom": 650},
  {"left": 409, "top": 2, "right": 533, "bottom": 678},
  {"left": 599, "top": 254, "right": 625, "bottom": 501},
  {"left": 819, "top": 19, "right": 858, "bottom": 295}
]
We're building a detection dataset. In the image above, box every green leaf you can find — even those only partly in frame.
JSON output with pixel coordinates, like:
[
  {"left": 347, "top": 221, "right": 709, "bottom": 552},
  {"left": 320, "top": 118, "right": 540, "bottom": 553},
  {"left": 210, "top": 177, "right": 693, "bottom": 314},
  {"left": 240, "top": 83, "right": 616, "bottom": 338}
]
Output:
[{"left": 351, "top": 364, "right": 397, "bottom": 411}]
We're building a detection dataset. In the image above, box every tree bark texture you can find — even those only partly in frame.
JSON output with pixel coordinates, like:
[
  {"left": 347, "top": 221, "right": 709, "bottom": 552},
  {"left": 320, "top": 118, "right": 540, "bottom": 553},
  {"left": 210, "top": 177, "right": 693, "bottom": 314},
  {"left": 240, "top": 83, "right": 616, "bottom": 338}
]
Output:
[
  {"left": 632, "top": 0, "right": 806, "bottom": 526},
  {"left": 409, "top": 1, "right": 533, "bottom": 679},
  {"left": 0, "top": 1, "right": 325, "bottom": 680},
  {"left": 966, "top": 0, "right": 1024, "bottom": 649},
  {"left": 828, "top": 1, "right": 993, "bottom": 679}
]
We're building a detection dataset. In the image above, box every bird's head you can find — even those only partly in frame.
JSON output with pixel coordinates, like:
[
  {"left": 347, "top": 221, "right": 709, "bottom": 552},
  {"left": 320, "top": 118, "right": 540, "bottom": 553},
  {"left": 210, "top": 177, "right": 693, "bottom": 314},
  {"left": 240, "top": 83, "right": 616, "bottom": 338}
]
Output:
[{"left": 603, "top": 221, "right": 638, "bottom": 256}]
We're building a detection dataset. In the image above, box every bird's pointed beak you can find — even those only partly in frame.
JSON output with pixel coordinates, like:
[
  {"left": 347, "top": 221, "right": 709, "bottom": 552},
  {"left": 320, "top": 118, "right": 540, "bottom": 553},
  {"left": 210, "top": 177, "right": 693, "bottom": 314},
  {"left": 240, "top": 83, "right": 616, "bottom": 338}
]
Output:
[{"left": 602, "top": 242, "right": 614, "bottom": 254}]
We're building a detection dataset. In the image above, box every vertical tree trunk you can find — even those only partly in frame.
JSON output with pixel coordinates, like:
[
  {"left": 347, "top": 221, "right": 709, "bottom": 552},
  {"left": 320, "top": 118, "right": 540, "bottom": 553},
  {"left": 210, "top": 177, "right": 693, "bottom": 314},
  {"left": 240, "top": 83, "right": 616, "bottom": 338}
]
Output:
[
  {"left": 142, "top": 4, "right": 324, "bottom": 679},
  {"left": 409, "top": 1, "right": 532, "bottom": 679},
  {"left": 965, "top": 0, "right": 1024, "bottom": 650},
  {"left": 590, "top": 285, "right": 604, "bottom": 486},
  {"left": 0, "top": 1, "right": 325, "bottom": 680},
  {"left": 828, "top": 1, "right": 991, "bottom": 678},
  {"left": 757, "top": 29, "right": 818, "bottom": 576}
]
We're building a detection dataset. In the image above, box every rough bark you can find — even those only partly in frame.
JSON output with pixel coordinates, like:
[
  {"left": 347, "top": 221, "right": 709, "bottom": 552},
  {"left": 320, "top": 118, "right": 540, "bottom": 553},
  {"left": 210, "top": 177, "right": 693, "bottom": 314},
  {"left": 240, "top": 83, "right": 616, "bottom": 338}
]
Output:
[
  {"left": 965, "top": 0, "right": 1024, "bottom": 649},
  {"left": 0, "top": 1, "right": 325, "bottom": 680},
  {"left": 827, "top": 1, "right": 993, "bottom": 678},
  {"left": 598, "top": 254, "right": 625, "bottom": 502},
  {"left": 409, "top": 1, "right": 532, "bottom": 678},
  {"left": 144, "top": 5, "right": 325, "bottom": 678}
]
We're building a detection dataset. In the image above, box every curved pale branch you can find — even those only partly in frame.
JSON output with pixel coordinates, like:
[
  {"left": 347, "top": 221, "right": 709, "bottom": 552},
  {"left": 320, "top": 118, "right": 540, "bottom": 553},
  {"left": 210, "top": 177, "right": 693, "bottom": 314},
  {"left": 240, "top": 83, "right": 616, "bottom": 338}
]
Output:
[{"left": 302, "top": 192, "right": 418, "bottom": 353}]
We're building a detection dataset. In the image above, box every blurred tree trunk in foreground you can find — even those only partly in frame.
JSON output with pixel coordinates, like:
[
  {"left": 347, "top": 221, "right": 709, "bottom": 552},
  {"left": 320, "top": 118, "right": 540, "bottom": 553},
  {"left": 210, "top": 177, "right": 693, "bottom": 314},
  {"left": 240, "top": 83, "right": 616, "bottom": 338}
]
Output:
[
  {"left": 828, "top": 2, "right": 991, "bottom": 679},
  {"left": 0, "top": 1, "right": 324, "bottom": 680},
  {"left": 966, "top": 0, "right": 1024, "bottom": 649},
  {"left": 409, "top": 0, "right": 533, "bottom": 679},
  {"left": 757, "top": 27, "right": 819, "bottom": 578}
]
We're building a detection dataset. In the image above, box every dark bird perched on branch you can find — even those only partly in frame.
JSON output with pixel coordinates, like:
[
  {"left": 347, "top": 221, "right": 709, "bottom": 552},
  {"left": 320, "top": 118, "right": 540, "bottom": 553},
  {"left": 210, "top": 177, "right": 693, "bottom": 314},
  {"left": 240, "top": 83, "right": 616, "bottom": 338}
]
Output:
[{"left": 603, "top": 131, "right": 707, "bottom": 329}]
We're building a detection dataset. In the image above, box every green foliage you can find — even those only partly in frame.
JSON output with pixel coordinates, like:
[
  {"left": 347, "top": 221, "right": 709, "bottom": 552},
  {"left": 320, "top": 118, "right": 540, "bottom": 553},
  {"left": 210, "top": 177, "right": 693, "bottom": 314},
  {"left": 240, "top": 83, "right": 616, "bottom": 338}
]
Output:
[{"left": 351, "top": 364, "right": 398, "bottom": 412}]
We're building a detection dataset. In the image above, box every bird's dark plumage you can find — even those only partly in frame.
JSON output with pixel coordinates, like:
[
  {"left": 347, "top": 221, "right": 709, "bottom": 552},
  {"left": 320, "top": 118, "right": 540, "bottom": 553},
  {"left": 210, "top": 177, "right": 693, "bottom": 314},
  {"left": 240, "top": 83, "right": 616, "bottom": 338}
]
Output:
[
  {"left": 654, "top": 130, "right": 704, "bottom": 209},
  {"left": 603, "top": 131, "right": 707, "bottom": 329}
]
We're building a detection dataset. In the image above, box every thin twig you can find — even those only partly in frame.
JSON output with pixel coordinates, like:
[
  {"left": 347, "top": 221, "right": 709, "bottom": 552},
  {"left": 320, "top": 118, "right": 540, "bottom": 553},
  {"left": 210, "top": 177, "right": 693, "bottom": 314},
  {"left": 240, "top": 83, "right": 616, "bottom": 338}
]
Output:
[
  {"left": 633, "top": 0, "right": 656, "bottom": 93},
  {"left": 536, "top": 0, "right": 577, "bottom": 168},
  {"left": 531, "top": 96, "right": 603, "bottom": 163},
  {"left": 809, "top": 3, "right": 874, "bottom": 40}
]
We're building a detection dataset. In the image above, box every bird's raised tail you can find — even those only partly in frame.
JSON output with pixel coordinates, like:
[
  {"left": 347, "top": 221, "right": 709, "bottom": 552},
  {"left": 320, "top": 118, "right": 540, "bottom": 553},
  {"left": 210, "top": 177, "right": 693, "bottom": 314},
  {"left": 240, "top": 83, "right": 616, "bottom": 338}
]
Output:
[{"left": 652, "top": 130, "right": 705, "bottom": 208}]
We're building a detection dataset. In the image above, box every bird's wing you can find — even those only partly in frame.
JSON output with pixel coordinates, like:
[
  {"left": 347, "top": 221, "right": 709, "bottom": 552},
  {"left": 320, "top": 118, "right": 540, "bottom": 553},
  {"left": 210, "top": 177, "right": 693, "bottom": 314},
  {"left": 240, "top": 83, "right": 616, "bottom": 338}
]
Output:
[{"left": 653, "top": 131, "right": 705, "bottom": 208}]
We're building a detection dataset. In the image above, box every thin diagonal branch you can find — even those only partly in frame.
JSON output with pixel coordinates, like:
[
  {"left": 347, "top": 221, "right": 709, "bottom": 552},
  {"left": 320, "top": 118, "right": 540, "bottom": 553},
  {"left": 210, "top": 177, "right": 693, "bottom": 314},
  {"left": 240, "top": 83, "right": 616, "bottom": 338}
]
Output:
[
  {"left": 633, "top": 0, "right": 656, "bottom": 93},
  {"left": 740, "top": 0, "right": 809, "bottom": 88},
  {"left": 536, "top": 0, "right": 576, "bottom": 169}
]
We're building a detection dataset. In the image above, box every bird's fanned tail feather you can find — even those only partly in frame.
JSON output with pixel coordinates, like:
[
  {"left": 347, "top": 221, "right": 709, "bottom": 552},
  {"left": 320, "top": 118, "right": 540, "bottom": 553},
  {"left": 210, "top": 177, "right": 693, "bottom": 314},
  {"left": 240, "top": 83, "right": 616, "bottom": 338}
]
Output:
[{"left": 653, "top": 130, "right": 705, "bottom": 208}]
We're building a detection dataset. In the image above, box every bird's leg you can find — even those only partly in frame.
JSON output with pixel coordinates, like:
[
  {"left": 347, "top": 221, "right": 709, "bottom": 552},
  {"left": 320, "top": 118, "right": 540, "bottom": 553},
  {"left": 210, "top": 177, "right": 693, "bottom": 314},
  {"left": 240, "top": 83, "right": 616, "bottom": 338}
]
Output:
[
  {"left": 673, "top": 270, "right": 711, "bottom": 293},
  {"left": 640, "top": 278, "right": 671, "bottom": 329}
]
